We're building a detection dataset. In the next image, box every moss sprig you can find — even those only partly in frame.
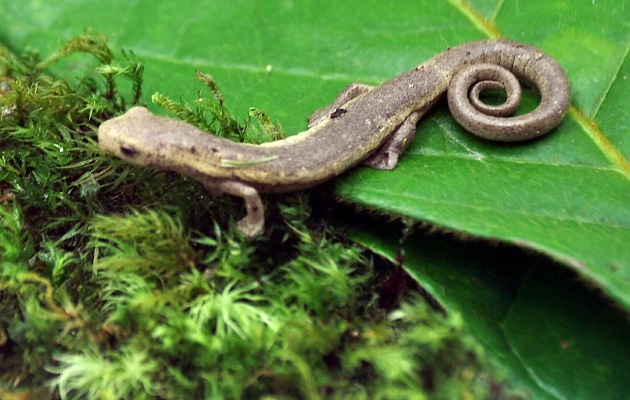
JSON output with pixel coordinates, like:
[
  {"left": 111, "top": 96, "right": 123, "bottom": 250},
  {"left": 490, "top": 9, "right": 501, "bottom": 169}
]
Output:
[{"left": 152, "top": 70, "right": 284, "bottom": 145}]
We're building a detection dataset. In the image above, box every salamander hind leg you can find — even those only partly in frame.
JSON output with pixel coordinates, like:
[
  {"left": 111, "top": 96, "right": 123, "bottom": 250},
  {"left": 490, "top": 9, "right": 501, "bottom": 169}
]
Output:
[
  {"left": 203, "top": 180, "right": 265, "bottom": 237},
  {"left": 362, "top": 111, "right": 421, "bottom": 170},
  {"left": 308, "top": 83, "right": 374, "bottom": 128}
]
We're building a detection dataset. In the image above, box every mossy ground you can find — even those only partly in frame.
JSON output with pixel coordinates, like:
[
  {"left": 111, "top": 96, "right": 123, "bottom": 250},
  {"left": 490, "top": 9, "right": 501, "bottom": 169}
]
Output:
[{"left": 1, "top": 32, "right": 523, "bottom": 399}]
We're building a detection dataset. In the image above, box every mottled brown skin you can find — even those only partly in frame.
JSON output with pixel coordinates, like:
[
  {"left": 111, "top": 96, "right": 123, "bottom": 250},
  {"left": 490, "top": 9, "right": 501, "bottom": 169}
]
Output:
[{"left": 98, "top": 39, "right": 571, "bottom": 236}]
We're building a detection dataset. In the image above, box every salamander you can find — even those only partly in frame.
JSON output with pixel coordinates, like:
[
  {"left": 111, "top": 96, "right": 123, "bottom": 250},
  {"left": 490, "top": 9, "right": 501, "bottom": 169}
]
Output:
[{"left": 98, "top": 39, "right": 571, "bottom": 236}]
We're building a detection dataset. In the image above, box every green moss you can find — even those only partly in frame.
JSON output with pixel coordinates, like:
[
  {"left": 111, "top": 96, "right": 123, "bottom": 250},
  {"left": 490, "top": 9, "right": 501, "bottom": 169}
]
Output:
[
  {"left": 1, "top": 32, "right": 522, "bottom": 399},
  {"left": 153, "top": 70, "right": 284, "bottom": 145}
]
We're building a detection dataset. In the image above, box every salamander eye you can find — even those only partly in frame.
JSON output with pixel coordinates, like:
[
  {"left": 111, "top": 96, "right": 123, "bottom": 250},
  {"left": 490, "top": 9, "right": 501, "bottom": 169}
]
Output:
[{"left": 120, "top": 145, "right": 140, "bottom": 157}]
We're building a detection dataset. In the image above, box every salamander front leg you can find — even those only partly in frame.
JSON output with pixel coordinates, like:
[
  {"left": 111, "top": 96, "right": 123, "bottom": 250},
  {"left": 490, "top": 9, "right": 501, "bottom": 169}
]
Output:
[{"left": 203, "top": 180, "right": 265, "bottom": 237}]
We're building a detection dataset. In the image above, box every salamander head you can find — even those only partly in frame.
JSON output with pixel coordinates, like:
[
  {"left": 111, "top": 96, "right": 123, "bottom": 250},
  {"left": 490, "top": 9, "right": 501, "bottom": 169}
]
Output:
[
  {"left": 98, "top": 107, "right": 167, "bottom": 167},
  {"left": 98, "top": 107, "right": 235, "bottom": 177}
]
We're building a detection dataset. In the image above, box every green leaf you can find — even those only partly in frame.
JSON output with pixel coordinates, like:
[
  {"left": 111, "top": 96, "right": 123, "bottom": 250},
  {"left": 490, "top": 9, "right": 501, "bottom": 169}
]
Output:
[{"left": 348, "top": 221, "right": 630, "bottom": 400}]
